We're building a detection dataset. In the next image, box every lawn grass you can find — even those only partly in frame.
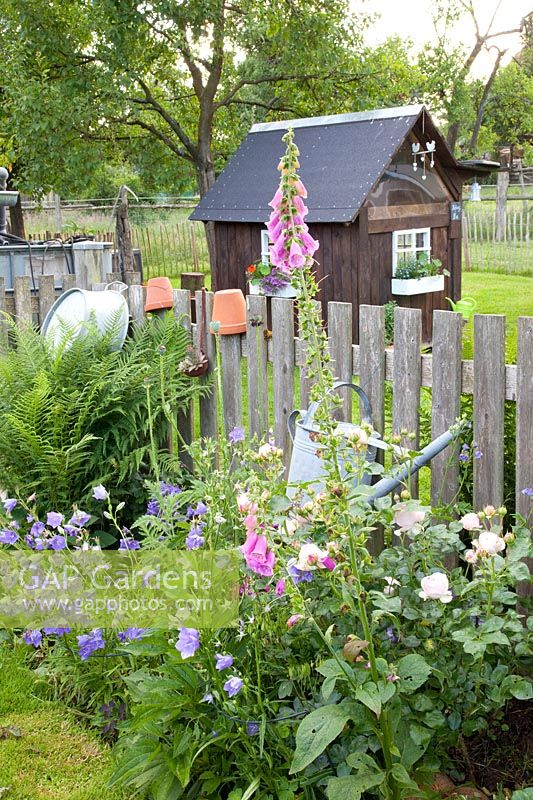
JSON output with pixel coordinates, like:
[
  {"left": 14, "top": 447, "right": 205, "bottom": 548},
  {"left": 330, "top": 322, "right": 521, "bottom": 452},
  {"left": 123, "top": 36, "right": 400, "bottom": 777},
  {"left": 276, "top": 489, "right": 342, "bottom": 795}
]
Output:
[
  {"left": 461, "top": 271, "right": 533, "bottom": 362},
  {"left": 0, "top": 644, "right": 125, "bottom": 800}
]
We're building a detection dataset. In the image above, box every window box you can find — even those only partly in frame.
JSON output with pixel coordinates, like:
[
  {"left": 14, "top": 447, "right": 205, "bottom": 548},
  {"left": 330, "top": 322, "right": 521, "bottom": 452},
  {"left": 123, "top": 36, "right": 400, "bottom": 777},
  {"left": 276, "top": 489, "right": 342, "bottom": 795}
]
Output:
[
  {"left": 391, "top": 275, "right": 444, "bottom": 296},
  {"left": 248, "top": 282, "right": 298, "bottom": 298}
]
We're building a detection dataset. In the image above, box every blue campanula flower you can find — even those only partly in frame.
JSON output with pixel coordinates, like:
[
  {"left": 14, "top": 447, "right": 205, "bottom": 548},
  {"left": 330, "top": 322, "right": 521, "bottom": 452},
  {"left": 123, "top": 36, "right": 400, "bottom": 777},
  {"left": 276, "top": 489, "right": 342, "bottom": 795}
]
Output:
[
  {"left": 175, "top": 627, "right": 200, "bottom": 659},
  {"left": 3, "top": 498, "right": 17, "bottom": 514},
  {"left": 223, "top": 676, "right": 243, "bottom": 697},
  {"left": 23, "top": 629, "right": 42, "bottom": 647},
  {"left": 46, "top": 512, "right": 64, "bottom": 529},
  {"left": 215, "top": 653, "right": 234, "bottom": 671},
  {"left": 0, "top": 529, "right": 18, "bottom": 545},
  {"left": 77, "top": 629, "right": 105, "bottom": 660}
]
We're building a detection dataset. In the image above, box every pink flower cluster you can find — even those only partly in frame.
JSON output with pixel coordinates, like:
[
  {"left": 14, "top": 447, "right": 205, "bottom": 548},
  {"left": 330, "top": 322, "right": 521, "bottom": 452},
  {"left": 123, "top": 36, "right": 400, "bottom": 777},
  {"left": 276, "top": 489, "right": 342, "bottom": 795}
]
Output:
[
  {"left": 265, "top": 133, "right": 319, "bottom": 279},
  {"left": 238, "top": 493, "right": 275, "bottom": 577}
]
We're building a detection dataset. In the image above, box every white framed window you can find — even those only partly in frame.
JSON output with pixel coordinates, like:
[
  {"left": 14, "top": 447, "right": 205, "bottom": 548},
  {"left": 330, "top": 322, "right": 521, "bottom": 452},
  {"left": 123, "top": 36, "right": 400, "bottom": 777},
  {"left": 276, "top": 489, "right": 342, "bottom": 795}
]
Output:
[
  {"left": 261, "top": 229, "right": 270, "bottom": 266},
  {"left": 392, "top": 227, "right": 431, "bottom": 275}
]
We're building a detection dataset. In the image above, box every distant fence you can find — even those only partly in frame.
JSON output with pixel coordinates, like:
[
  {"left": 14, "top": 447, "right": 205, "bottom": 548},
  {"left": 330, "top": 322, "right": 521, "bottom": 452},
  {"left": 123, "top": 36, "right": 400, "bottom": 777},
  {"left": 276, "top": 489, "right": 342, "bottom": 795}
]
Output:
[
  {"left": 27, "top": 224, "right": 211, "bottom": 282},
  {"left": 462, "top": 208, "right": 532, "bottom": 275},
  {"left": 2, "top": 274, "right": 533, "bottom": 529}
]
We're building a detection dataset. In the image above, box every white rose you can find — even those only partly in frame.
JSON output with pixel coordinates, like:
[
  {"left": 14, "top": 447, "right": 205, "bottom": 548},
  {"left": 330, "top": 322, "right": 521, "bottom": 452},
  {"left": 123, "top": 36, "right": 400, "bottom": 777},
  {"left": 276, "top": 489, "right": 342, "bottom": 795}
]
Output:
[
  {"left": 394, "top": 506, "right": 426, "bottom": 531},
  {"left": 475, "top": 531, "right": 506, "bottom": 556},
  {"left": 383, "top": 576, "right": 400, "bottom": 596},
  {"left": 296, "top": 542, "right": 327, "bottom": 571},
  {"left": 418, "top": 572, "right": 453, "bottom": 604},
  {"left": 460, "top": 513, "right": 481, "bottom": 531}
]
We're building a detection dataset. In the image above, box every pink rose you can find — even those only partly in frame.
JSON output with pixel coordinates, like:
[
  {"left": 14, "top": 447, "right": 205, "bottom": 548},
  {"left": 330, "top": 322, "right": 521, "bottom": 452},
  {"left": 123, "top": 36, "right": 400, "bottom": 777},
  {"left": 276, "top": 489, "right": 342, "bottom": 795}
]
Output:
[
  {"left": 394, "top": 506, "right": 426, "bottom": 531},
  {"left": 418, "top": 572, "right": 453, "bottom": 604}
]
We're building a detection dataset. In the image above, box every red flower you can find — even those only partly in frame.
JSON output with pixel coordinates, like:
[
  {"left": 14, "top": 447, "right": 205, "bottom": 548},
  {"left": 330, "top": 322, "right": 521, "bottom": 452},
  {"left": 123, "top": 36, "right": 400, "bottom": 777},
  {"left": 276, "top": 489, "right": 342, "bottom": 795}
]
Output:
[{"left": 247, "top": 264, "right": 256, "bottom": 274}]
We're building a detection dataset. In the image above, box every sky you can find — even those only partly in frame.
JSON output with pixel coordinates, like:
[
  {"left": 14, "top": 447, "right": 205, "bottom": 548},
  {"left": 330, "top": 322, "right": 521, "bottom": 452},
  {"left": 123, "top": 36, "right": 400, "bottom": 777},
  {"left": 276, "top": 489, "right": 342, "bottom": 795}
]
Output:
[{"left": 353, "top": 0, "right": 530, "bottom": 78}]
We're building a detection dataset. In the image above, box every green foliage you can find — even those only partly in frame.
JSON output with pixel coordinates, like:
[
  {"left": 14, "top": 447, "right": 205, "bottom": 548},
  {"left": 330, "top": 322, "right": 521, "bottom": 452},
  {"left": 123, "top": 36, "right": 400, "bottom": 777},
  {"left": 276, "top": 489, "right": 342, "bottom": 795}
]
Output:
[
  {"left": 0, "top": 313, "right": 204, "bottom": 515},
  {"left": 384, "top": 301, "right": 397, "bottom": 347},
  {"left": 395, "top": 254, "right": 445, "bottom": 280}
]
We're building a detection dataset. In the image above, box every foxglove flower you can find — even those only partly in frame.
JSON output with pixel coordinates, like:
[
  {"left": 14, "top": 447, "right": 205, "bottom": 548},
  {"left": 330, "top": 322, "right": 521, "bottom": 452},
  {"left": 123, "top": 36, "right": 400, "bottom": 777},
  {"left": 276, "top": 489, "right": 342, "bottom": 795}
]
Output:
[
  {"left": 241, "top": 532, "right": 275, "bottom": 577},
  {"left": 275, "top": 579, "right": 286, "bottom": 596},
  {"left": 176, "top": 627, "right": 200, "bottom": 659},
  {"left": 418, "top": 573, "right": 453, "bottom": 604}
]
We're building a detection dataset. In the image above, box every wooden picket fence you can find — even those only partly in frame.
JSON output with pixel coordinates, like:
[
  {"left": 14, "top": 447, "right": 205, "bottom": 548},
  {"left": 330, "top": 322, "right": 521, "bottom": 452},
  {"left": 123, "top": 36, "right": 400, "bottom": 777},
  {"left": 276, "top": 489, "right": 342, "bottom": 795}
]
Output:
[{"left": 1, "top": 274, "right": 532, "bottom": 526}]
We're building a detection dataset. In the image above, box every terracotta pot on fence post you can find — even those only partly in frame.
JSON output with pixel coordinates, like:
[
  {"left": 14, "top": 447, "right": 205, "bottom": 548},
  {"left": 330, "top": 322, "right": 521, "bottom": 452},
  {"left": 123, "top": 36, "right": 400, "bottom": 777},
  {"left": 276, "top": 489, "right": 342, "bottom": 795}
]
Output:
[
  {"left": 144, "top": 277, "right": 174, "bottom": 313},
  {"left": 211, "top": 289, "right": 247, "bottom": 334}
]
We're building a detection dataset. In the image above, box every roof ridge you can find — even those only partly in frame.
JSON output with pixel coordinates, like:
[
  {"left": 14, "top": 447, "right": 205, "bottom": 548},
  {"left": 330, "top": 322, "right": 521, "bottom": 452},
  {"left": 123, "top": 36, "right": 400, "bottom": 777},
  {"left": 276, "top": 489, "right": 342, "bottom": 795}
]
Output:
[{"left": 250, "top": 105, "right": 424, "bottom": 133}]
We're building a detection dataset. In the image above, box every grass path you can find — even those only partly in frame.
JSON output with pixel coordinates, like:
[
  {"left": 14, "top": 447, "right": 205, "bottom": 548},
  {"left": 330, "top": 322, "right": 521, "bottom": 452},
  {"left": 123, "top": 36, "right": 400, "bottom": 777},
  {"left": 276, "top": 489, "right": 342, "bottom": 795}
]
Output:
[
  {"left": 461, "top": 271, "right": 533, "bottom": 362},
  {"left": 0, "top": 645, "right": 126, "bottom": 800}
]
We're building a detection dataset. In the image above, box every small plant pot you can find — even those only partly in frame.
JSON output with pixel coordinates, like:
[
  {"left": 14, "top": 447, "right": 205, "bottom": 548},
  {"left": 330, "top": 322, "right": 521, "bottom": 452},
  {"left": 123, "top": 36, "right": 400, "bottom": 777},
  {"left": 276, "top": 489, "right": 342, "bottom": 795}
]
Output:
[
  {"left": 144, "top": 277, "right": 174, "bottom": 312},
  {"left": 391, "top": 275, "right": 444, "bottom": 296},
  {"left": 248, "top": 282, "right": 298, "bottom": 298},
  {"left": 212, "top": 289, "right": 247, "bottom": 334}
]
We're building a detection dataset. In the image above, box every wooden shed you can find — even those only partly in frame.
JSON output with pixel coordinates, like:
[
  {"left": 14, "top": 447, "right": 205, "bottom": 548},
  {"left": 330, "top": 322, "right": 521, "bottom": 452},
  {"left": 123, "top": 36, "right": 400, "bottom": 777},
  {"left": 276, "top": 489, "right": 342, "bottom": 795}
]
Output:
[{"left": 191, "top": 105, "right": 497, "bottom": 342}]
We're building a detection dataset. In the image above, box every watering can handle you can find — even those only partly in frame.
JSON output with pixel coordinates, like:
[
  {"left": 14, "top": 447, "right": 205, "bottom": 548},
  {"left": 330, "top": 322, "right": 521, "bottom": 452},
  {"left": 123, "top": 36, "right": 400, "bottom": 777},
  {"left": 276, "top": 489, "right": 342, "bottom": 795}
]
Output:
[
  {"left": 288, "top": 409, "right": 303, "bottom": 443},
  {"left": 305, "top": 381, "right": 373, "bottom": 426}
]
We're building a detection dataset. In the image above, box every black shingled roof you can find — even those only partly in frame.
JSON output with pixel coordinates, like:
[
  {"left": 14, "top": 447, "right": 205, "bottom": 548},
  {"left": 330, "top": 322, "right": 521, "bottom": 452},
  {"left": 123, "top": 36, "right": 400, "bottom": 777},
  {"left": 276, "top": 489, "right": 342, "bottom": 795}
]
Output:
[{"left": 190, "top": 105, "right": 435, "bottom": 224}]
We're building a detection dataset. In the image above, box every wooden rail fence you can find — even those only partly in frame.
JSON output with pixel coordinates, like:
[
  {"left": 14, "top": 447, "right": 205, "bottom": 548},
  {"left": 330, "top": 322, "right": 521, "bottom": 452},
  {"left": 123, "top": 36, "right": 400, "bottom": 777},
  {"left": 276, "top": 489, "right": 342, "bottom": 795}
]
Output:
[{"left": 2, "top": 275, "right": 533, "bottom": 523}]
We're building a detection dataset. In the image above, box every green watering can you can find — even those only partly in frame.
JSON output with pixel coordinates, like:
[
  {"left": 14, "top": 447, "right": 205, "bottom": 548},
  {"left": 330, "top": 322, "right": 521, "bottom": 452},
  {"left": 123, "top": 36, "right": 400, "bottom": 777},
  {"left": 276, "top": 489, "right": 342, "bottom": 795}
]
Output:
[{"left": 446, "top": 296, "right": 477, "bottom": 321}]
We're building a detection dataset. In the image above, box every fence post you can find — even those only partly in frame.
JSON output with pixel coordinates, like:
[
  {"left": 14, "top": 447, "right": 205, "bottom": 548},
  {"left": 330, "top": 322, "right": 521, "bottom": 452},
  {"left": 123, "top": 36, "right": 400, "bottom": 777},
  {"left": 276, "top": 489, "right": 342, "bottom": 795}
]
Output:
[
  {"left": 115, "top": 185, "right": 135, "bottom": 276},
  {"left": 128, "top": 284, "right": 146, "bottom": 324},
  {"left": 272, "top": 298, "right": 295, "bottom": 468},
  {"left": 61, "top": 274, "right": 77, "bottom": 292},
  {"left": 0, "top": 277, "right": 7, "bottom": 350},
  {"left": 246, "top": 294, "right": 269, "bottom": 440},
  {"left": 174, "top": 289, "right": 194, "bottom": 471},
  {"left": 392, "top": 306, "right": 422, "bottom": 497},
  {"left": 195, "top": 290, "right": 218, "bottom": 440},
  {"left": 495, "top": 169, "right": 509, "bottom": 242},
  {"left": 14, "top": 276, "right": 32, "bottom": 326},
  {"left": 359, "top": 305, "right": 385, "bottom": 437},
  {"left": 473, "top": 314, "right": 505, "bottom": 509},
  {"left": 328, "top": 301, "right": 353, "bottom": 421},
  {"left": 38, "top": 275, "right": 56, "bottom": 325}
]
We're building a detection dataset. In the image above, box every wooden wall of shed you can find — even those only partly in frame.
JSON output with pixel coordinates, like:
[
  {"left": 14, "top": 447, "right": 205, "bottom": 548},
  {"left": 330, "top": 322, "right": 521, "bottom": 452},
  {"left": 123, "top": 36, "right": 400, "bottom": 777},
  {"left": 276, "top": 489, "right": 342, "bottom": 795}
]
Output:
[{"left": 212, "top": 216, "right": 461, "bottom": 344}]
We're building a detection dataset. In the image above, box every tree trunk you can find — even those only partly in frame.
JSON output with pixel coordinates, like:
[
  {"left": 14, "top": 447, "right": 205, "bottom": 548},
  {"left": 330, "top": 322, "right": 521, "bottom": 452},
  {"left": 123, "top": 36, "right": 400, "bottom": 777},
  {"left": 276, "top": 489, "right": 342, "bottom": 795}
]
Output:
[
  {"left": 447, "top": 121, "right": 460, "bottom": 154},
  {"left": 469, "top": 50, "right": 505, "bottom": 154},
  {"left": 9, "top": 194, "right": 26, "bottom": 239},
  {"left": 196, "top": 153, "right": 218, "bottom": 286},
  {"left": 115, "top": 185, "right": 134, "bottom": 277}
]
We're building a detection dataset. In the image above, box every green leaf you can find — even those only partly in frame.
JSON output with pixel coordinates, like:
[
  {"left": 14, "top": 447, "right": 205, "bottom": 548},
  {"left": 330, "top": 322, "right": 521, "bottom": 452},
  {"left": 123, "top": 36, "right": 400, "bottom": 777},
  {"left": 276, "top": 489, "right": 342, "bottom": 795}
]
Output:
[
  {"left": 511, "top": 789, "right": 533, "bottom": 800},
  {"left": 396, "top": 654, "right": 431, "bottom": 693},
  {"left": 355, "top": 682, "right": 381, "bottom": 716},
  {"left": 502, "top": 675, "right": 533, "bottom": 701},
  {"left": 327, "top": 761, "right": 385, "bottom": 800},
  {"left": 390, "top": 763, "right": 420, "bottom": 791},
  {"left": 269, "top": 494, "right": 292, "bottom": 513},
  {"left": 290, "top": 705, "right": 352, "bottom": 774},
  {"left": 278, "top": 679, "right": 293, "bottom": 699}
]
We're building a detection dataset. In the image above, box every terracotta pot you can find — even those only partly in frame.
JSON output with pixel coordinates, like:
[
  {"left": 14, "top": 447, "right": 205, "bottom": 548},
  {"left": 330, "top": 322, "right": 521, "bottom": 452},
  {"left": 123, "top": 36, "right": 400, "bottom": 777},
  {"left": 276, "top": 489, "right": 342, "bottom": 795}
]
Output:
[
  {"left": 211, "top": 289, "right": 247, "bottom": 335},
  {"left": 144, "top": 277, "right": 174, "bottom": 312}
]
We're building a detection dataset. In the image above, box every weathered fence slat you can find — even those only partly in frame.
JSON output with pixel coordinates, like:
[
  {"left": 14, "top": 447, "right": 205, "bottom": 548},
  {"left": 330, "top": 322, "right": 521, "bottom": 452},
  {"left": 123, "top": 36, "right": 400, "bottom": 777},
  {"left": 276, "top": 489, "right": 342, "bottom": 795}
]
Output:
[
  {"left": 272, "top": 297, "right": 295, "bottom": 467},
  {"left": 359, "top": 304, "right": 385, "bottom": 437},
  {"left": 328, "top": 301, "right": 353, "bottom": 421},
  {"left": 473, "top": 314, "right": 506, "bottom": 509},
  {"left": 0, "top": 277, "right": 7, "bottom": 349},
  {"left": 14, "top": 276, "right": 32, "bottom": 326},
  {"left": 246, "top": 294, "right": 269, "bottom": 440},
  {"left": 516, "top": 317, "right": 533, "bottom": 516},
  {"left": 219, "top": 335, "right": 243, "bottom": 436},
  {"left": 430, "top": 310, "right": 463, "bottom": 508},
  {"left": 392, "top": 306, "right": 422, "bottom": 496},
  {"left": 174, "top": 289, "right": 194, "bottom": 471},
  {"left": 195, "top": 290, "right": 218, "bottom": 441}
]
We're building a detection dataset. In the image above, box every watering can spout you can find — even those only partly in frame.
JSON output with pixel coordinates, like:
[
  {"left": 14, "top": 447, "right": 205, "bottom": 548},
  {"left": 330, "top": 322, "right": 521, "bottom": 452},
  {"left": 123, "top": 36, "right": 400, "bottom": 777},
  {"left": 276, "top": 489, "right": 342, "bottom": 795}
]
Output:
[{"left": 445, "top": 297, "right": 457, "bottom": 312}]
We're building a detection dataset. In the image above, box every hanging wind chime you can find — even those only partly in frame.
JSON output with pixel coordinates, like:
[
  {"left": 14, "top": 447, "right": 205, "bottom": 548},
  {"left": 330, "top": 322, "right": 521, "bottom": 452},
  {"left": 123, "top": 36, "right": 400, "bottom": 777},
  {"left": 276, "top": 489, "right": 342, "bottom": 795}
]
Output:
[{"left": 412, "top": 110, "right": 436, "bottom": 181}]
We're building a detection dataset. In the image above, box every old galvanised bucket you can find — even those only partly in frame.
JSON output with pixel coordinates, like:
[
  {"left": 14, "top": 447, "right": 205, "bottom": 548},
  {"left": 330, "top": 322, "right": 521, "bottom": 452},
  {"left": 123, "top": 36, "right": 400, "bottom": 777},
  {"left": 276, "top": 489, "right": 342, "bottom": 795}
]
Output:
[
  {"left": 287, "top": 381, "right": 380, "bottom": 496},
  {"left": 42, "top": 283, "right": 129, "bottom": 351}
]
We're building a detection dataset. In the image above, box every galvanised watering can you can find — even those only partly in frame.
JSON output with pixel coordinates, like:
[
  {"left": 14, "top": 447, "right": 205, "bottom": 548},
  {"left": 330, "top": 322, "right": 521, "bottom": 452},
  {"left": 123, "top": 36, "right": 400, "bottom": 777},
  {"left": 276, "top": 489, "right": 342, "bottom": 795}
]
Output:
[
  {"left": 446, "top": 296, "right": 477, "bottom": 321},
  {"left": 287, "top": 381, "right": 381, "bottom": 495}
]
